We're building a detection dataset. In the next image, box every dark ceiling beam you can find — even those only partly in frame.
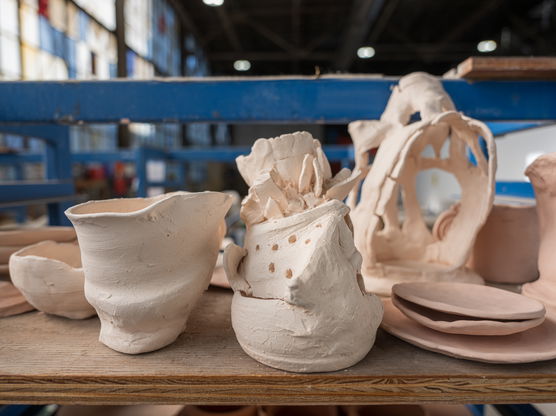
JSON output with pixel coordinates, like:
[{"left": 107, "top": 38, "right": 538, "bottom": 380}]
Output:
[
  {"left": 241, "top": 17, "right": 300, "bottom": 56},
  {"left": 432, "top": 0, "right": 504, "bottom": 54},
  {"left": 368, "top": 0, "right": 399, "bottom": 43},
  {"left": 216, "top": 6, "right": 243, "bottom": 51},
  {"left": 333, "top": 0, "right": 385, "bottom": 70},
  {"left": 167, "top": 0, "right": 203, "bottom": 43},
  {"left": 208, "top": 50, "right": 477, "bottom": 62}
]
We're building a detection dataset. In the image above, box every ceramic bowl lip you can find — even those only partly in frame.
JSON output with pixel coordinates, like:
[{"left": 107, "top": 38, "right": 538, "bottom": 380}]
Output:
[
  {"left": 65, "top": 191, "right": 230, "bottom": 220},
  {"left": 11, "top": 240, "right": 83, "bottom": 271}
]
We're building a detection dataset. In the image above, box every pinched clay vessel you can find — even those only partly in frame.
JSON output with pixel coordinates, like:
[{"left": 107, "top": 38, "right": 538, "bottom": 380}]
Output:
[
  {"left": 224, "top": 132, "right": 383, "bottom": 373},
  {"left": 348, "top": 72, "right": 496, "bottom": 295},
  {"left": 523, "top": 154, "right": 556, "bottom": 309},
  {"left": 66, "top": 191, "right": 232, "bottom": 354},
  {"left": 9, "top": 240, "right": 95, "bottom": 319}
]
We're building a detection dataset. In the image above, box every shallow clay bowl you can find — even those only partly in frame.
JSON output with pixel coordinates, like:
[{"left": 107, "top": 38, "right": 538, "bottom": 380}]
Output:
[
  {"left": 382, "top": 298, "right": 556, "bottom": 363},
  {"left": 392, "top": 282, "right": 545, "bottom": 321},
  {"left": 392, "top": 294, "right": 545, "bottom": 336},
  {"left": 9, "top": 240, "right": 95, "bottom": 319},
  {"left": 0, "top": 226, "right": 76, "bottom": 246}
]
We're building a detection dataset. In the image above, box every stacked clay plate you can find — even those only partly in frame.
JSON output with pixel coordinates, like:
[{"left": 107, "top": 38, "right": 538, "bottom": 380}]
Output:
[{"left": 382, "top": 282, "right": 556, "bottom": 363}]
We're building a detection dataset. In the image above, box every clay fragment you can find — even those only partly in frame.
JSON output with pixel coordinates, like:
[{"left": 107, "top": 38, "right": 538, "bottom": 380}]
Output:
[{"left": 10, "top": 240, "right": 95, "bottom": 319}]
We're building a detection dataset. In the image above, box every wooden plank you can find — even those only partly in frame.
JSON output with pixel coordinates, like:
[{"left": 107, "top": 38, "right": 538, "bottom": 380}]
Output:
[
  {"left": 2, "top": 288, "right": 556, "bottom": 405},
  {"left": 454, "top": 57, "right": 556, "bottom": 79}
]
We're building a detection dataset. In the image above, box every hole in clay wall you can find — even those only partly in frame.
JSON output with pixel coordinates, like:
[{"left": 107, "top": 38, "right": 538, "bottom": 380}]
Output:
[{"left": 415, "top": 168, "right": 462, "bottom": 226}]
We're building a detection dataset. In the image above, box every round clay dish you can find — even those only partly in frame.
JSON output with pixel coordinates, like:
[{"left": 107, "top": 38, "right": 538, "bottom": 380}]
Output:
[
  {"left": 382, "top": 298, "right": 556, "bottom": 363},
  {"left": 392, "top": 294, "right": 545, "bottom": 336},
  {"left": 392, "top": 282, "right": 545, "bottom": 321}
]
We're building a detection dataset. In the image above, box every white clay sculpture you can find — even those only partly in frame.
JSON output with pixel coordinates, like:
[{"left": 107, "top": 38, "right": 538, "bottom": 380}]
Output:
[
  {"left": 348, "top": 72, "right": 496, "bottom": 295},
  {"left": 66, "top": 191, "right": 232, "bottom": 354},
  {"left": 224, "top": 131, "right": 383, "bottom": 373}
]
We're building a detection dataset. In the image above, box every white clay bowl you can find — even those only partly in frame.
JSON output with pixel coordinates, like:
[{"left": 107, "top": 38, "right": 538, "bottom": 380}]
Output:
[
  {"left": 392, "top": 294, "right": 545, "bottom": 336},
  {"left": 392, "top": 282, "right": 546, "bottom": 321},
  {"left": 9, "top": 240, "right": 95, "bottom": 319}
]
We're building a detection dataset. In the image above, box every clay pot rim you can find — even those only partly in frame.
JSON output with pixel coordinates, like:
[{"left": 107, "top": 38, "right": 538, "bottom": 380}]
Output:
[
  {"left": 11, "top": 240, "right": 83, "bottom": 271},
  {"left": 65, "top": 191, "right": 230, "bottom": 219}
]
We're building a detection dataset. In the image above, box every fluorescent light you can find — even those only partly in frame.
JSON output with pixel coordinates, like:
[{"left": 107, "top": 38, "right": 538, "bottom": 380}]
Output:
[
  {"left": 477, "top": 40, "right": 497, "bottom": 53},
  {"left": 357, "top": 46, "right": 375, "bottom": 59},
  {"left": 203, "top": 0, "right": 224, "bottom": 6},
  {"left": 234, "top": 60, "right": 251, "bottom": 71}
]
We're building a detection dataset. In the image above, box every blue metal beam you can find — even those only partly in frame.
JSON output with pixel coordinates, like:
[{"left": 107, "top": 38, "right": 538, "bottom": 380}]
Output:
[
  {"left": 1, "top": 78, "right": 556, "bottom": 124},
  {"left": 0, "top": 181, "right": 74, "bottom": 203}
]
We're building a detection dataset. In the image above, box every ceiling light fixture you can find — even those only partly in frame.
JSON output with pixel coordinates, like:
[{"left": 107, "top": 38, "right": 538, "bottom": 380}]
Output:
[
  {"left": 477, "top": 40, "right": 497, "bottom": 53},
  {"left": 203, "top": 0, "right": 224, "bottom": 6},
  {"left": 234, "top": 60, "right": 251, "bottom": 71},
  {"left": 357, "top": 46, "right": 375, "bottom": 59}
]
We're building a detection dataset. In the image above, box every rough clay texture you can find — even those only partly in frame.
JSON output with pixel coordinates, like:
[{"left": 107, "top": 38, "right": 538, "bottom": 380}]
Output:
[
  {"left": 523, "top": 153, "right": 556, "bottom": 309},
  {"left": 224, "top": 132, "right": 383, "bottom": 373},
  {"left": 468, "top": 203, "right": 539, "bottom": 284},
  {"left": 348, "top": 72, "right": 496, "bottom": 296},
  {"left": 9, "top": 240, "right": 95, "bottom": 319},
  {"left": 66, "top": 191, "right": 232, "bottom": 354}
]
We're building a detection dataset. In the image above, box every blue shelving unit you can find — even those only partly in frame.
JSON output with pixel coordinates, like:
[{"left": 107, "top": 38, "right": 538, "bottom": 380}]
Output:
[{"left": 0, "top": 76, "right": 554, "bottom": 225}]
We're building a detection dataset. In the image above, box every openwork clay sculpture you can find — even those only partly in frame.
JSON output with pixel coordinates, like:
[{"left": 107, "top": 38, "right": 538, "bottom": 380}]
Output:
[
  {"left": 10, "top": 241, "right": 95, "bottom": 319},
  {"left": 522, "top": 153, "right": 556, "bottom": 309},
  {"left": 224, "top": 132, "right": 383, "bottom": 373},
  {"left": 66, "top": 191, "right": 232, "bottom": 354},
  {"left": 348, "top": 72, "right": 496, "bottom": 295}
]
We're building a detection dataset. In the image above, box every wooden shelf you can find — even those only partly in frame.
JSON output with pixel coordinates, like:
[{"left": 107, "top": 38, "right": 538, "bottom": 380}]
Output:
[
  {"left": 452, "top": 57, "right": 556, "bottom": 79},
  {"left": 2, "top": 288, "right": 556, "bottom": 405}
]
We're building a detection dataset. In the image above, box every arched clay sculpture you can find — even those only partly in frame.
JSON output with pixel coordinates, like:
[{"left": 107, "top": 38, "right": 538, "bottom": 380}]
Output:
[
  {"left": 348, "top": 72, "right": 496, "bottom": 295},
  {"left": 224, "top": 132, "right": 383, "bottom": 373},
  {"left": 523, "top": 154, "right": 556, "bottom": 309},
  {"left": 10, "top": 240, "right": 95, "bottom": 319},
  {"left": 66, "top": 191, "right": 232, "bottom": 354}
]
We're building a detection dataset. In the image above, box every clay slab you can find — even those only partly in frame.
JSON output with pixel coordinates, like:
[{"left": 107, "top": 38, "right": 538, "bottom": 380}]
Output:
[
  {"left": 392, "top": 294, "right": 545, "bottom": 336},
  {"left": 0, "top": 226, "right": 76, "bottom": 246},
  {"left": 392, "top": 282, "right": 545, "bottom": 321},
  {"left": 0, "top": 281, "right": 34, "bottom": 317},
  {"left": 382, "top": 298, "right": 556, "bottom": 363}
]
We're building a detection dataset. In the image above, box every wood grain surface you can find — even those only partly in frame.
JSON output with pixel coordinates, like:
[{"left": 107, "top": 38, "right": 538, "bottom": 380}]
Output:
[
  {"left": 454, "top": 57, "right": 556, "bottom": 79},
  {"left": 2, "top": 288, "right": 556, "bottom": 405}
]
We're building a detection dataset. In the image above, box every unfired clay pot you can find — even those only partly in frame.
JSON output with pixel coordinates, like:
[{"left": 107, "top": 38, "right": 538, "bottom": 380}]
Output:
[
  {"left": 436, "top": 203, "right": 540, "bottom": 284},
  {"left": 9, "top": 240, "right": 95, "bottom": 319},
  {"left": 225, "top": 132, "right": 383, "bottom": 373},
  {"left": 522, "top": 153, "right": 556, "bottom": 309},
  {"left": 66, "top": 191, "right": 232, "bottom": 354},
  {"left": 348, "top": 72, "right": 495, "bottom": 296}
]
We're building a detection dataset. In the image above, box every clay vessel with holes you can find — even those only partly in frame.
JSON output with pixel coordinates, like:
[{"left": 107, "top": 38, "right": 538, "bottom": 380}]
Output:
[
  {"left": 523, "top": 153, "right": 556, "bottom": 309},
  {"left": 224, "top": 132, "right": 383, "bottom": 372},
  {"left": 348, "top": 72, "right": 496, "bottom": 296},
  {"left": 9, "top": 240, "right": 95, "bottom": 319},
  {"left": 66, "top": 191, "right": 232, "bottom": 354}
]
